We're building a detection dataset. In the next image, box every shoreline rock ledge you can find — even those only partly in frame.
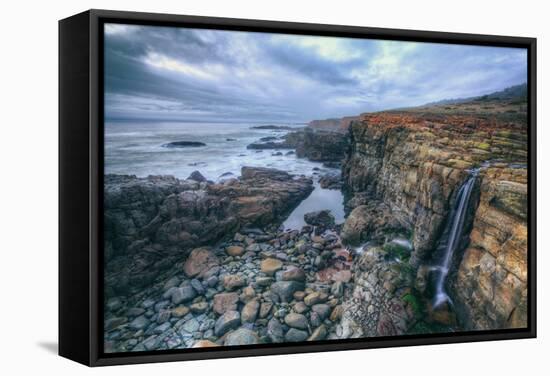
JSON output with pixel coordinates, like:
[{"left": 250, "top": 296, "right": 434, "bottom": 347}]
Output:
[{"left": 104, "top": 167, "right": 313, "bottom": 297}]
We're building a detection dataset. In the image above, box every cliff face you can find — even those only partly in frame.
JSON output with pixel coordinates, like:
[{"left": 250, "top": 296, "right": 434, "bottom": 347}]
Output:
[
  {"left": 285, "top": 129, "right": 349, "bottom": 162},
  {"left": 453, "top": 164, "right": 528, "bottom": 329},
  {"left": 341, "top": 100, "right": 528, "bottom": 330}
]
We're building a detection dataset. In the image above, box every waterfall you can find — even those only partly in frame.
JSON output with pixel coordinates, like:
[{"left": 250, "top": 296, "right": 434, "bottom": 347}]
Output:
[{"left": 433, "top": 168, "right": 479, "bottom": 308}]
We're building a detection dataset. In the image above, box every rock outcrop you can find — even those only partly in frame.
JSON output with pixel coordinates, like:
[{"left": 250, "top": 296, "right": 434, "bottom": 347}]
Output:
[
  {"left": 246, "top": 128, "right": 349, "bottom": 163},
  {"left": 104, "top": 167, "right": 313, "bottom": 297},
  {"left": 162, "top": 141, "right": 206, "bottom": 148},
  {"left": 341, "top": 98, "right": 528, "bottom": 330},
  {"left": 287, "top": 129, "right": 349, "bottom": 162},
  {"left": 308, "top": 116, "right": 359, "bottom": 132}
]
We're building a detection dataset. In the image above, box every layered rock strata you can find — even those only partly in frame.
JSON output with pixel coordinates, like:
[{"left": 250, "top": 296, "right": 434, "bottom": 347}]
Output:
[
  {"left": 341, "top": 100, "right": 528, "bottom": 330},
  {"left": 247, "top": 129, "right": 349, "bottom": 163}
]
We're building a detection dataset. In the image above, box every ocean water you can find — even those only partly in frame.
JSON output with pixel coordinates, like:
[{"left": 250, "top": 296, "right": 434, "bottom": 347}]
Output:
[
  {"left": 104, "top": 120, "right": 345, "bottom": 230},
  {"left": 282, "top": 180, "right": 345, "bottom": 230}
]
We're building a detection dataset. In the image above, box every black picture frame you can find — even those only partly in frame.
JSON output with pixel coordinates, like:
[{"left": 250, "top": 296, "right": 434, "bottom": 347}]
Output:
[{"left": 59, "top": 8, "right": 537, "bottom": 367}]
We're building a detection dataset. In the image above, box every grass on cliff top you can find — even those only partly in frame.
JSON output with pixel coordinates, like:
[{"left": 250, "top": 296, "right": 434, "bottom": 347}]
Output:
[{"left": 385, "top": 97, "right": 527, "bottom": 126}]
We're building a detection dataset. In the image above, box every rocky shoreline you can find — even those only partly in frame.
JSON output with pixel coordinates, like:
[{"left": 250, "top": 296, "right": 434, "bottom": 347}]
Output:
[
  {"left": 104, "top": 203, "right": 432, "bottom": 352},
  {"left": 104, "top": 95, "right": 528, "bottom": 352},
  {"left": 105, "top": 222, "right": 355, "bottom": 352},
  {"left": 104, "top": 167, "right": 313, "bottom": 297}
]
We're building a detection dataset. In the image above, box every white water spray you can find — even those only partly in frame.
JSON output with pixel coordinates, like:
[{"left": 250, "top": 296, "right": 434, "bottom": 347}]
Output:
[{"left": 433, "top": 168, "right": 479, "bottom": 308}]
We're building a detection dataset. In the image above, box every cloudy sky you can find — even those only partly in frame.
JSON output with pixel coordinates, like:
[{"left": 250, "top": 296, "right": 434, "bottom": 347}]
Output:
[{"left": 104, "top": 23, "right": 527, "bottom": 123}]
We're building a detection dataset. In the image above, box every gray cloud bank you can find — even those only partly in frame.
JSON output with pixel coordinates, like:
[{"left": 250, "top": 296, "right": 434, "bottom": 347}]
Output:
[{"left": 104, "top": 23, "right": 527, "bottom": 123}]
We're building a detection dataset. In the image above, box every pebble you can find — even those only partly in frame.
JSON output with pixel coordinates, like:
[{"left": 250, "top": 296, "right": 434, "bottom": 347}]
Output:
[
  {"left": 225, "top": 328, "right": 260, "bottom": 346},
  {"left": 282, "top": 267, "right": 306, "bottom": 282},
  {"left": 163, "top": 287, "right": 177, "bottom": 300},
  {"left": 157, "top": 309, "right": 171, "bottom": 324},
  {"left": 128, "top": 315, "right": 150, "bottom": 331},
  {"left": 141, "top": 335, "right": 159, "bottom": 350},
  {"left": 172, "top": 285, "right": 196, "bottom": 304},
  {"left": 142, "top": 299, "right": 156, "bottom": 309},
  {"left": 240, "top": 286, "right": 256, "bottom": 302},
  {"left": 311, "top": 304, "right": 331, "bottom": 321},
  {"left": 214, "top": 310, "right": 241, "bottom": 337},
  {"left": 190, "top": 301, "right": 209, "bottom": 314},
  {"left": 199, "top": 318, "right": 216, "bottom": 332},
  {"left": 261, "top": 258, "right": 283, "bottom": 275},
  {"left": 205, "top": 276, "right": 219, "bottom": 287},
  {"left": 154, "top": 300, "right": 170, "bottom": 312},
  {"left": 163, "top": 276, "right": 180, "bottom": 290},
  {"left": 192, "top": 339, "right": 220, "bottom": 348},
  {"left": 293, "top": 291, "right": 306, "bottom": 301},
  {"left": 256, "top": 277, "right": 273, "bottom": 287},
  {"left": 126, "top": 307, "right": 145, "bottom": 317},
  {"left": 202, "top": 266, "right": 220, "bottom": 280},
  {"left": 105, "top": 317, "right": 126, "bottom": 331},
  {"left": 153, "top": 322, "right": 171, "bottom": 334},
  {"left": 171, "top": 306, "right": 190, "bottom": 318},
  {"left": 223, "top": 275, "right": 246, "bottom": 290},
  {"left": 241, "top": 299, "right": 260, "bottom": 323},
  {"left": 267, "top": 318, "right": 284, "bottom": 343},
  {"left": 259, "top": 301, "right": 273, "bottom": 318},
  {"left": 284, "top": 313, "right": 309, "bottom": 330},
  {"left": 330, "top": 305, "right": 344, "bottom": 321},
  {"left": 304, "top": 292, "right": 322, "bottom": 306},
  {"left": 293, "top": 301, "right": 309, "bottom": 314},
  {"left": 213, "top": 292, "right": 239, "bottom": 315},
  {"left": 191, "top": 279, "right": 205, "bottom": 295},
  {"left": 226, "top": 246, "right": 245, "bottom": 257},
  {"left": 331, "top": 281, "right": 344, "bottom": 297},
  {"left": 285, "top": 328, "right": 309, "bottom": 342},
  {"left": 308, "top": 324, "right": 328, "bottom": 341},
  {"left": 181, "top": 318, "right": 200, "bottom": 334},
  {"left": 310, "top": 311, "right": 322, "bottom": 327},
  {"left": 271, "top": 281, "right": 304, "bottom": 302}
]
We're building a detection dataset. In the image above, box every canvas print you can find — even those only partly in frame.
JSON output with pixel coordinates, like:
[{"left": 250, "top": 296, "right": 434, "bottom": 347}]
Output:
[{"left": 102, "top": 23, "right": 528, "bottom": 353}]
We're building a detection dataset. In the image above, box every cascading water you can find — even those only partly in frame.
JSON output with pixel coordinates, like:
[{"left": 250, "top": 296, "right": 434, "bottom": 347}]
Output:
[{"left": 433, "top": 168, "right": 479, "bottom": 308}]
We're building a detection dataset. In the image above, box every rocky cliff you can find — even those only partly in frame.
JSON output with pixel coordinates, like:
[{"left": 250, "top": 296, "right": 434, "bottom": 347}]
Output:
[
  {"left": 341, "top": 98, "right": 528, "bottom": 330},
  {"left": 453, "top": 163, "right": 528, "bottom": 329},
  {"left": 308, "top": 116, "right": 359, "bottom": 132},
  {"left": 286, "top": 129, "right": 349, "bottom": 162},
  {"left": 245, "top": 128, "right": 348, "bottom": 164}
]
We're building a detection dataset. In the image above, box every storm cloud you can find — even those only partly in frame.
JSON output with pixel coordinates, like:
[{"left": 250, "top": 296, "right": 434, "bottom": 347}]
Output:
[{"left": 104, "top": 23, "right": 527, "bottom": 123}]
